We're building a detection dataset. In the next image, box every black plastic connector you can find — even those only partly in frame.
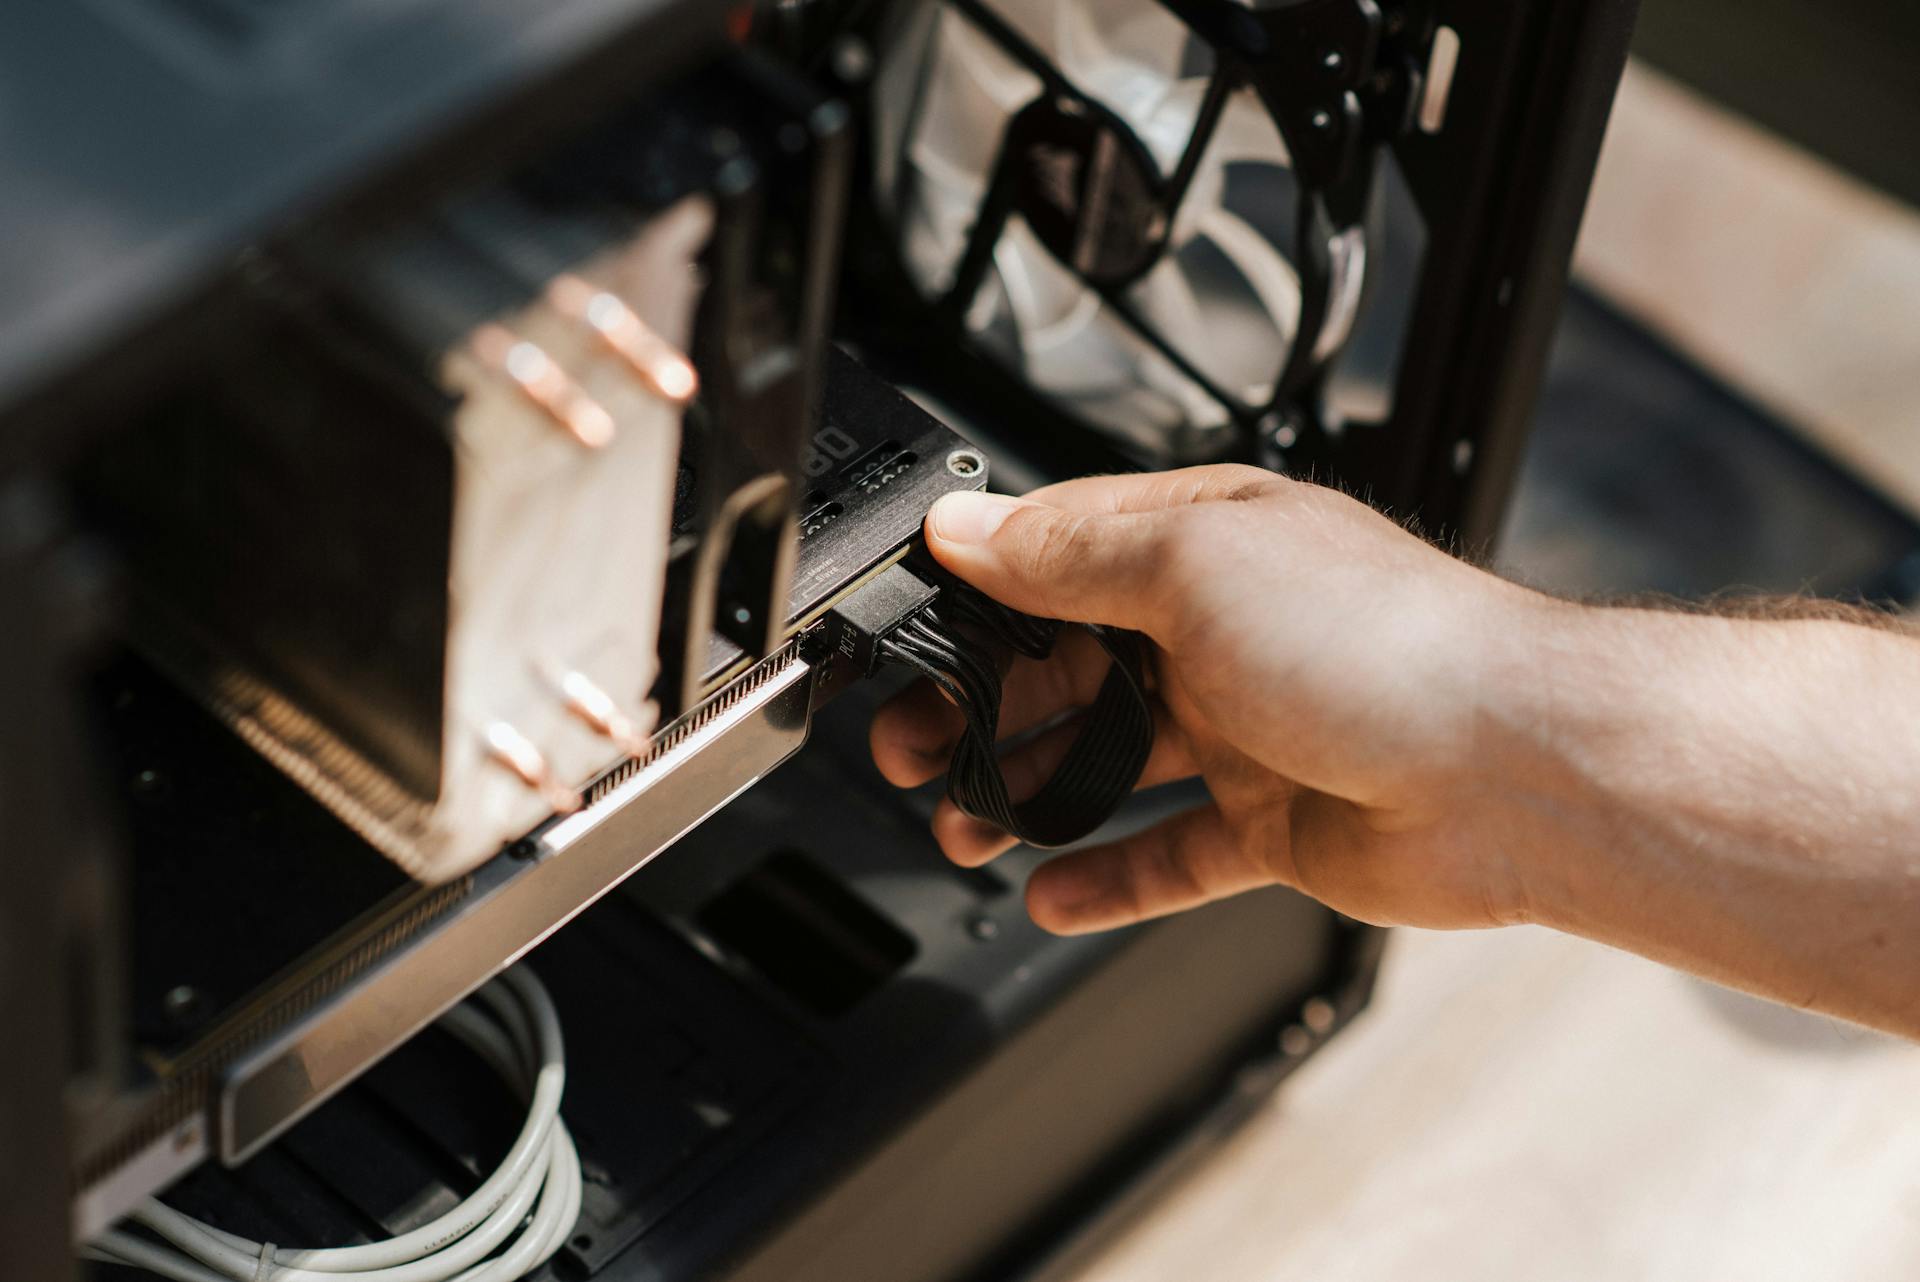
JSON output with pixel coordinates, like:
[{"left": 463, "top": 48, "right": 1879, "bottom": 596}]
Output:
[{"left": 825, "top": 561, "right": 938, "bottom": 677}]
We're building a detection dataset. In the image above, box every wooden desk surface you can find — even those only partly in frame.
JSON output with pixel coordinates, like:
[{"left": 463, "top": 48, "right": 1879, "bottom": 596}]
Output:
[{"left": 1072, "top": 928, "right": 1920, "bottom": 1281}]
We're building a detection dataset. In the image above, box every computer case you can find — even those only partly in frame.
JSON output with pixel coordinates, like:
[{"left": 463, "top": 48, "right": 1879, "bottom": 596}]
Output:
[{"left": 0, "top": 2, "right": 1637, "bottom": 1278}]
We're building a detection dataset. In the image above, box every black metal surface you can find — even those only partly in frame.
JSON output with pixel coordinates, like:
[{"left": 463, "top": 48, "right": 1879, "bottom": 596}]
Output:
[
  {"left": 94, "top": 681, "right": 1346, "bottom": 1282},
  {"left": 789, "top": 350, "right": 986, "bottom": 619},
  {"left": 647, "top": 53, "right": 859, "bottom": 713},
  {"left": 90, "top": 657, "right": 410, "bottom": 1062},
  {"left": 91, "top": 899, "right": 832, "bottom": 1282},
  {"left": 1313, "top": 0, "right": 1641, "bottom": 545},
  {"left": 699, "top": 347, "right": 988, "bottom": 686},
  {"left": 0, "top": 482, "right": 118, "bottom": 1282}
]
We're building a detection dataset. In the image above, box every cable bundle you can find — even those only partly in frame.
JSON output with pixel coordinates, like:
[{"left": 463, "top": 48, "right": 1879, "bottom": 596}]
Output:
[
  {"left": 879, "top": 584, "right": 1154, "bottom": 848},
  {"left": 88, "top": 967, "right": 581, "bottom": 1282},
  {"left": 929, "top": 581, "right": 1061, "bottom": 660}
]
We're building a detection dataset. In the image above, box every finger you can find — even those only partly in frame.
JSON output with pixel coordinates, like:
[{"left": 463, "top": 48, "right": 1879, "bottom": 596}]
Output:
[
  {"left": 1024, "top": 804, "right": 1269, "bottom": 935},
  {"left": 869, "top": 676, "right": 968, "bottom": 787},
  {"left": 997, "top": 629, "right": 1118, "bottom": 736},
  {"left": 870, "top": 629, "right": 1130, "bottom": 788},
  {"left": 1023, "top": 463, "right": 1286, "bottom": 515},
  {"left": 931, "top": 701, "right": 1198, "bottom": 866},
  {"left": 923, "top": 493, "right": 1183, "bottom": 632}
]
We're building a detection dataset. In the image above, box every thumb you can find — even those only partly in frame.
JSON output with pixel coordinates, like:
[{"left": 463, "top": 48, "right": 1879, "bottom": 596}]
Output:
[{"left": 924, "top": 490, "right": 1181, "bottom": 632}]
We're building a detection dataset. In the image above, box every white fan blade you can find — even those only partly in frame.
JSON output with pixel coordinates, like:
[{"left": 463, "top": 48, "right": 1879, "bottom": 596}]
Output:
[
  {"left": 1157, "top": 92, "right": 1292, "bottom": 246},
  {"left": 996, "top": 218, "right": 1103, "bottom": 342},
  {"left": 1130, "top": 256, "right": 1212, "bottom": 354},
  {"left": 1150, "top": 85, "right": 1290, "bottom": 172},
  {"left": 911, "top": 11, "right": 1040, "bottom": 183},
  {"left": 987, "top": 0, "right": 1064, "bottom": 61},
  {"left": 906, "top": 138, "right": 989, "bottom": 209},
  {"left": 1057, "top": 2, "right": 1195, "bottom": 153},
  {"left": 871, "top": 0, "right": 940, "bottom": 201},
  {"left": 942, "top": 7, "right": 1046, "bottom": 112},
  {"left": 1115, "top": 321, "right": 1233, "bottom": 429},
  {"left": 1195, "top": 204, "right": 1302, "bottom": 344}
]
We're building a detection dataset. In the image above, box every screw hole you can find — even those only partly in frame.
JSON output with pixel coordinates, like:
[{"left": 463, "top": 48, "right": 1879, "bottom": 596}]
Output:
[{"left": 946, "top": 449, "right": 984, "bottom": 478}]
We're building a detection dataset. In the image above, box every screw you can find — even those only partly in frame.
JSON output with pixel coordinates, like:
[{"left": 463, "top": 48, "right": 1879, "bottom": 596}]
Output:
[
  {"left": 946, "top": 449, "right": 984, "bottom": 478},
  {"left": 830, "top": 35, "right": 873, "bottom": 83},
  {"left": 1320, "top": 48, "right": 1345, "bottom": 76},
  {"left": 691, "top": 1099, "right": 734, "bottom": 1129},
  {"left": 1309, "top": 109, "right": 1334, "bottom": 134},
  {"left": 1302, "top": 997, "right": 1337, "bottom": 1034},
  {"left": 1261, "top": 412, "right": 1300, "bottom": 451},
  {"left": 1279, "top": 1024, "right": 1314, "bottom": 1057},
  {"left": 162, "top": 985, "right": 206, "bottom": 1027},
  {"left": 966, "top": 913, "right": 999, "bottom": 942}
]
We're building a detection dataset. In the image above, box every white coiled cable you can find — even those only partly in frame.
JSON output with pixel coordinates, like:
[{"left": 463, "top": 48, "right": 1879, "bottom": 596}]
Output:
[{"left": 87, "top": 966, "right": 583, "bottom": 1282}]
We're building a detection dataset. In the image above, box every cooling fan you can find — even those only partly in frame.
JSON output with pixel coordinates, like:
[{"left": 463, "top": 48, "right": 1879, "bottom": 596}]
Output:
[{"left": 873, "top": 0, "right": 1383, "bottom": 463}]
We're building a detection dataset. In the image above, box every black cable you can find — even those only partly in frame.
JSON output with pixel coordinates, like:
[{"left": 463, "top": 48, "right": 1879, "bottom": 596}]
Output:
[{"left": 877, "top": 580, "right": 1154, "bottom": 849}]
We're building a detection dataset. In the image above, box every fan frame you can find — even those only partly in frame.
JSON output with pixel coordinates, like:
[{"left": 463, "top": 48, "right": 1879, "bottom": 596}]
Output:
[
  {"left": 888, "top": 0, "right": 1374, "bottom": 457},
  {"left": 824, "top": 0, "right": 1641, "bottom": 549}
]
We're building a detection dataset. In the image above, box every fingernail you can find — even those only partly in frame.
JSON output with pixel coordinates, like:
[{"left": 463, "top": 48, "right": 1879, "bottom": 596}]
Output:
[{"left": 928, "top": 491, "right": 1027, "bottom": 546}]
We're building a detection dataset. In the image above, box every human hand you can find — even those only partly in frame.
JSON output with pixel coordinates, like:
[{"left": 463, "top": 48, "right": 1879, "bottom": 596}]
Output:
[
  {"left": 872, "top": 463, "right": 1920, "bottom": 1035},
  {"left": 870, "top": 464, "right": 1558, "bottom": 935}
]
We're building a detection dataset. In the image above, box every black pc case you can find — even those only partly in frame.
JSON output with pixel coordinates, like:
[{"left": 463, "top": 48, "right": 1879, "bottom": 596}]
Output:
[{"left": 0, "top": 3, "right": 1637, "bottom": 1279}]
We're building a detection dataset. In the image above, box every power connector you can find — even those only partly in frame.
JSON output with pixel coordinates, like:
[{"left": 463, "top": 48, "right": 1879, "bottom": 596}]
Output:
[{"left": 825, "top": 562, "right": 939, "bottom": 677}]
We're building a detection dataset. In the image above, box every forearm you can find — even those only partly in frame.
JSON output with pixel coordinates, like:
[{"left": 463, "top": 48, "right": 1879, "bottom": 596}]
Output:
[{"left": 1502, "top": 600, "right": 1920, "bottom": 1036}]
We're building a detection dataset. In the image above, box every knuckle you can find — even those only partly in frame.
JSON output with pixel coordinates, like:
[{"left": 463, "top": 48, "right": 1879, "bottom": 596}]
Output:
[
  {"left": 1202, "top": 462, "right": 1285, "bottom": 503},
  {"left": 1258, "top": 474, "right": 1326, "bottom": 510}
]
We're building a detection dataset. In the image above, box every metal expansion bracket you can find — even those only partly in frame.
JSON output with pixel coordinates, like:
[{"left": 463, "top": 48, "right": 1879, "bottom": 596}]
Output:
[{"left": 73, "top": 645, "right": 814, "bottom": 1238}]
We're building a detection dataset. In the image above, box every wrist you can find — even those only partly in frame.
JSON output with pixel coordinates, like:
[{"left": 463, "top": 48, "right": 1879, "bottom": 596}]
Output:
[
  {"left": 1470, "top": 591, "right": 1678, "bottom": 932},
  {"left": 1487, "top": 595, "right": 1920, "bottom": 939}
]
